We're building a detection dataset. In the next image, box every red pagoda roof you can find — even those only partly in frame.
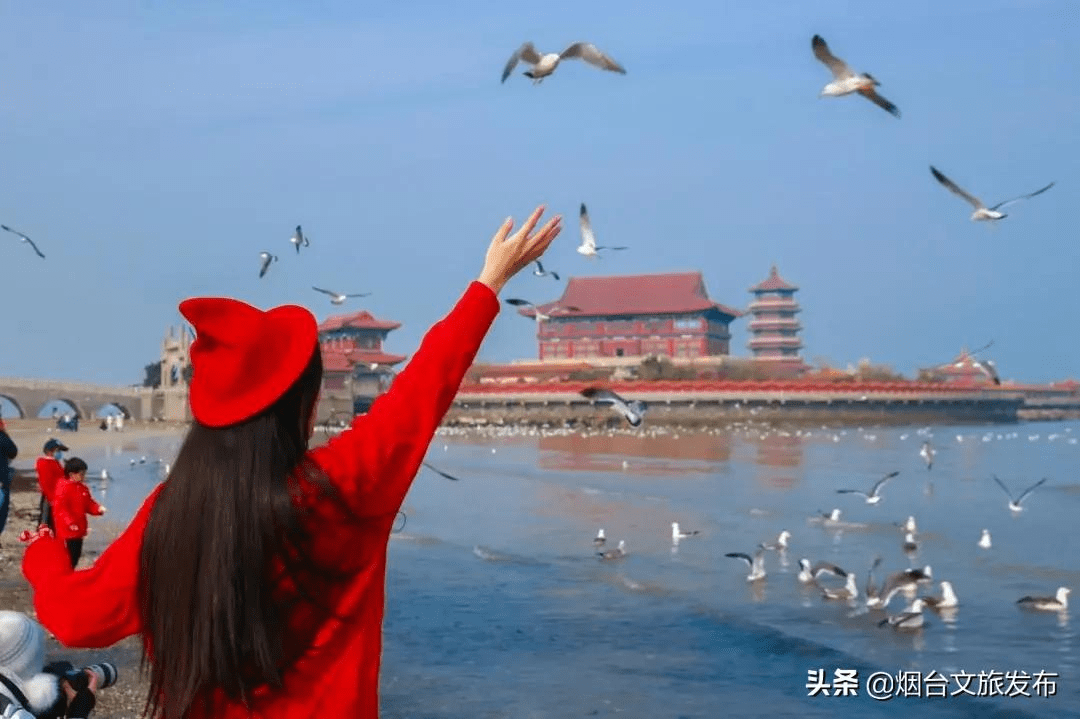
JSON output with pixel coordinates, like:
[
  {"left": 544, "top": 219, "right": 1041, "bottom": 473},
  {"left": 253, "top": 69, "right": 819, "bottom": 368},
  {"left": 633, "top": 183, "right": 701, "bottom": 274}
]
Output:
[
  {"left": 318, "top": 310, "right": 401, "bottom": 332},
  {"left": 532, "top": 272, "right": 743, "bottom": 319},
  {"left": 749, "top": 265, "right": 799, "bottom": 293},
  {"left": 322, "top": 348, "right": 407, "bottom": 373}
]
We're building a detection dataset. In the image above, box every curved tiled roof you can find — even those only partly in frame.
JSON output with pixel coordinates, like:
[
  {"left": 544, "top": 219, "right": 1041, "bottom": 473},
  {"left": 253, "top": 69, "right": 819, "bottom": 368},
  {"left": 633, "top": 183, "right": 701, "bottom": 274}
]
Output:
[
  {"left": 322, "top": 348, "right": 407, "bottom": 372},
  {"left": 749, "top": 265, "right": 798, "bottom": 293},
  {"left": 531, "top": 272, "right": 743, "bottom": 319},
  {"left": 318, "top": 310, "right": 401, "bottom": 332}
]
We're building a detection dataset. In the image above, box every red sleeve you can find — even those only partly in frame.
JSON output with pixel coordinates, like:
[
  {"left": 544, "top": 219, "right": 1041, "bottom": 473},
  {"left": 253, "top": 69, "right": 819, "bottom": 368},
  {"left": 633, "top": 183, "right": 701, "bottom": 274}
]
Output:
[
  {"left": 22, "top": 485, "right": 163, "bottom": 648},
  {"left": 52, "top": 481, "right": 76, "bottom": 531},
  {"left": 83, "top": 485, "right": 104, "bottom": 516},
  {"left": 308, "top": 282, "right": 499, "bottom": 517},
  {"left": 36, "top": 459, "right": 61, "bottom": 499}
]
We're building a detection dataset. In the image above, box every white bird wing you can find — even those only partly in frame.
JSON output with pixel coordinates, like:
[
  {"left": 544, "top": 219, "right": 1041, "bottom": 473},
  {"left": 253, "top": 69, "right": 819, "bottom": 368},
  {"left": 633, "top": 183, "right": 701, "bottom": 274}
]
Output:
[
  {"left": 1015, "top": 477, "right": 1047, "bottom": 505},
  {"left": 811, "top": 35, "right": 854, "bottom": 79},
  {"left": 930, "top": 166, "right": 986, "bottom": 210},
  {"left": 724, "top": 552, "right": 754, "bottom": 568},
  {"left": 581, "top": 386, "right": 625, "bottom": 406},
  {"left": 579, "top": 203, "right": 596, "bottom": 250},
  {"left": 990, "top": 181, "right": 1055, "bottom": 211},
  {"left": 857, "top": 86, "right": 901, "bottom": 118},
  {"left": 1, "top": 225, "right": 45, "bottom": 258},
  {"left": 870, "top": 471, "right": 900, "bottom": 495},
  {"left": 812, "top": 561, "right": 847, "bottom": 578},
  {"left": 502, "top": 42, "right": 542, "bottom": 82},
  {"left": 345, "top": 293, "right": 371, "bottom": 297},
  {"left": 991, "top": 474, "right": 1016, "bottom": 502},
  {"left": 835, "top": 489, "right": 868, "bottom": 498},
  {"left": 505, "top": 298, "right": 536, "bottom": 310},
  {"left": 312, "top": 287, "right": 336, "bottom": 296},
  {"left": 559, "top": 42, "right": 626, "bottom": 74}
]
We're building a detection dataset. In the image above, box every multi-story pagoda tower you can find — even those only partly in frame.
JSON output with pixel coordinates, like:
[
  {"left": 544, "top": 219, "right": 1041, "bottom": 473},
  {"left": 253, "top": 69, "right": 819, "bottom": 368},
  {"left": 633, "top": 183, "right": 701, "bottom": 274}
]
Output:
[{"left": 747, "top": 265, "right": 803, "bottom": 365}]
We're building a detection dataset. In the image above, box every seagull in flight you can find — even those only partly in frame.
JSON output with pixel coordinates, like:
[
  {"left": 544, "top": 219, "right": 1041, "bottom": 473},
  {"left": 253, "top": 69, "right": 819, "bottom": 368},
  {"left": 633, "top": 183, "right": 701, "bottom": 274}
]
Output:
[
  {"left": 1, "top": 225, "right": 46, "bottom": 258},
  {"left": 725, "top": 546, "right": 767, "bottom": 582},
  {"left": 978, "top": 360, "right": 1002, "bottom": 385},
  {"left": 796, "top": 559, "right": 847, "bottom": 584},
  {"left": 992, "top": 475, "right": 1046, "bottom": 512},
  {"left": 836, "top": 471, "right": 900, "bottom": 504},
  {"left": 930, "top": 166, "right": 1054, "bottom": 222},
  {"left": 532, "top": 260, "right": 559, "bottom": 281},
  {"left": 290, "top": 225, "right": 310, "bottom": 254},
  {"left": 312, "top": 287, "right": 371, "bottom": 305},
  {"left": 505, "top": 298, "right": 580, "bottom": 323},
  {"left": 258, "top": 252, "right": 278, "bottom": 278},
  {"left": 580, "top": 387, "right": 646, "bottom": 427},
  {"left": 421, "top": 461, "right": 462, "bottom": 482},
  {"left": 502, "top": 41, "right": 626, "bottom": 84},
  {"left": 577, "top": 203, "right": 626, "bottom": 259},
  {"left": 811, "top": 35, "right": 900, "bottom": 118}
]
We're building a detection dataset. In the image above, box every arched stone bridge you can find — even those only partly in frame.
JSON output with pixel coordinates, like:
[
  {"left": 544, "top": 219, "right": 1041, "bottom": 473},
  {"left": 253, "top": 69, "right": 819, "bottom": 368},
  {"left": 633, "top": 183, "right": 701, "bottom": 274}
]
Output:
[{"left": 0, "top": 377, "right": 147, "bottom": 420}]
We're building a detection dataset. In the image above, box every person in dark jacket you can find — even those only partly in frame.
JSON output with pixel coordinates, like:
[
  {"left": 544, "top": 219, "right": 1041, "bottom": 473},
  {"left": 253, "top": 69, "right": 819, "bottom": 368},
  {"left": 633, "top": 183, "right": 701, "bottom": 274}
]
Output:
[{"left": 0, "top": 416, "right": 18, "bottom": 539}]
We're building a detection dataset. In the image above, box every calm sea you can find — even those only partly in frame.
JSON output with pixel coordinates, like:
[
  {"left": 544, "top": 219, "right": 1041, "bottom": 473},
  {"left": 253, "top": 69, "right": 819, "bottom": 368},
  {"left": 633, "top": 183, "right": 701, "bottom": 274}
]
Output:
[{"left": 80, "top": 420, "right": 1080, "bottom": 718}]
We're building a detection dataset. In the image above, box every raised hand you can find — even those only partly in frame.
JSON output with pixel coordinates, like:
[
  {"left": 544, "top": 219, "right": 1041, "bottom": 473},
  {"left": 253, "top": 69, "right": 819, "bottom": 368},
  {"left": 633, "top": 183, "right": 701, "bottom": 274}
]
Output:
[{"left": 477, "top": 205, "right": 562, "bottom": 294}]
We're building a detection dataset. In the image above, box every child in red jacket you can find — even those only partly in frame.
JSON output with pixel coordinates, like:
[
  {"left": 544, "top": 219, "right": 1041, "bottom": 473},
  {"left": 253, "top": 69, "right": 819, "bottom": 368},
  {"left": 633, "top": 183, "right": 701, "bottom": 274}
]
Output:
[{"left": 53, "top": 458, "right": 106, "bottom": 568}]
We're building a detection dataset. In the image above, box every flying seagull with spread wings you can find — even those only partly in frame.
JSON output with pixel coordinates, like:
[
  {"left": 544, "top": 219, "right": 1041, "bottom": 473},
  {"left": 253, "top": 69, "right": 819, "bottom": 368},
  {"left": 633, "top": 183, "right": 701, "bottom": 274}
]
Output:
[
  {"left": 504, "top": 298, "right": 580, "bottom": 323},
  {"left": 290, "top": 225, "right": 310, "bottom": 254},
  {"left": 811, "top": 35, "right": 900, "bottom": 118},
  {"left": 502, "top": 41, "right": 626, "bottom": 84},
  {"left": 577, "top": 203, "right": 626, "bottom": 259},
  {"left": 930, "top": 166, "right": 1054, "bottom": 222},
  {"left": 312, "top": 287, "right": 371, "bottom": 305},
  {"left": 1, "top": 225, "right": 46, "bottom": 259},
  {"left": 258, "top": 251, "right": 278, "bottom": 278},
  {"left": 836, "top": 471, "right": 900, "bottom": 505},
  {"left": 992, "top": 475, "right": 1046, "bottom": 513},
  {"left": 580, "top": 387, "right": 646, "bottom": 427},
  {"left": 533, "top": 260, "right": 559, "bottom": 281}
]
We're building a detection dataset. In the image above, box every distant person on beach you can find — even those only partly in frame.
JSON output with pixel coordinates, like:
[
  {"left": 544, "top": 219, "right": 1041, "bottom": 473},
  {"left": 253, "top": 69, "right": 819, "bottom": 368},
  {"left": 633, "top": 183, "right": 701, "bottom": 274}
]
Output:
[
  {"left": 20, "top": 206, "right": 561, "bottom": 719},
  {"left": 35, "top": 439, "right": 67, "bottom": 532},
  {"left": 52, "top": 457, "right": 106, "bottom": 568},
  {"left": 0, "top": 417, "right": 17, "bottom": 539}
]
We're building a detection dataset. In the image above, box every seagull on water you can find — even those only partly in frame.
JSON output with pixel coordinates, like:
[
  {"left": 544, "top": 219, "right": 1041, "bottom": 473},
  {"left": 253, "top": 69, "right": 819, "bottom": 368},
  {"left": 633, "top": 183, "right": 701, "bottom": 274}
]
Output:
[
  {"left": 1016, "top": 587, "right": 1070, "bottom": 611},
  {"left": 580, "top": 387, "right": 646, "bottom": 427},
  {"left": 577, "top": 203, "right": 626, "bottom": 259},
  {"left": 598, "top": 539, "right": 627, "bottom": 561},
  {"left": 902, "top": 532, "right": 918, "bottom": 555},
  {"left": 725, "top": 546, "right": 767, "bottom": 582},
  {"left": 869, "top": 567, "right": 932, "bottom": 609},
  {"left": 922, "top": 581, "right": 959, "bottom": 611},
  {"left": 895, "top": 516, "right": 917, "bottom": 534},
  {"left": 811, "top": 35, "right": 900, "bottom": 118},
  {"left": 930, "top": 166, "right": 1054, "bottom": 222},
  {"left": 258, "top": 252, "right": 278, "bottom": 278},
  {"left": 796, "top": 559, "right": 847, "bottom": 584},
  {"left": 421, "top": 461, "right": 462, "bottom": 482},
  {"left": 532, "top": 260, "right": 559, "bottom": 281},
  {"left": 0, "top": 225, "right": 46, "bottom": 259},
  {"left": 836, "top": 471, "right": 899, "bottom": 504},
  {"left": 671, "top": 522, "right": 699, "bottom": 540},
  {"left": 505, "top": 298, "right": 581, "bottom": 324},
  {"left": 992, "top": 475, "right": 1046, "bottom": 512},
  {"left": 502, "top": 41, "right": 626, "bottom": 84},
  {"left": 593, "top": 528, "right": 606, "bottom": 547},
  {"left": 290, "top": 225, "right": 309, "bottom": 253},
  {"left": 762, "top": 530, "right": 791, "bottom": 551},
  {"left": 864, "top": 556, "right": 884, "bottom": 604},
  {"left": 978, "top": 529, "right": 992, "bottom": 549},
  {"left": 313, "top": 287, "right": 371, "bottom": 305},
  {"left": 920, "top": 441, "right": 935, "bottom": 470},
  {"left": 822, "top": 572, "right": 859, "bottom": 601},
  {"left": 878, "top": 598, "right": 926, "bottom": 630},
  {"left": 809, "top": 508, "right": 843, "bottom": 525}
]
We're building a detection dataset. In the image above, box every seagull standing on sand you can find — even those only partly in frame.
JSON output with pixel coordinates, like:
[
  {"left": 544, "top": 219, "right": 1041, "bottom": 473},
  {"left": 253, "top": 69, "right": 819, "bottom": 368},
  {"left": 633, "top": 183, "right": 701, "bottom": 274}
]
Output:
[
  {"left": 992, "top": 475, "right": 1046, "bottom": 512},
  {"left": 672, "top": 522, "right": 699, "bottom": 540},
  {"left": 811, "top": 35, "right": 900, "bottom": 118},
  {"left": 312, "top": 287, "right": 371, "bottom": 305},
  {"left": 505, "top": 298, "right": 581, "bottom": 324},
  {"left": 258, "top": 252, "right": 278, "bottom": 278},
  {"left": 532, "top": 260, "right": 559, "bottom": 281},
  {"left": 836, "top": 471, "right": 899, "bottom": 504},
  {"left": 1016, "top": 587, "right": 1070, "bottom": 611},
  {"left": 580, "top": 387, "right": 647, "bottom": 427},
  {"left": 501, "top": 41, "right": 626, "bottom": 84},
  {"left": 930, "top": 166, "right": 1054, "bottom": 222},
  {"left": 978, "top": 529, "right": 992, "bottom": 549},
  {"left": 0, "top": 224, "right": 46, "bottom": 258},
  {"left": 598, "top": 540, "right": 627, "bottom": 561},
  {"left": 290, "top": 225, "right": 309, "bottom": 253},
  {"left": 577, "top": 204, "right": 626, "bottom": 259},
  {"left": 920, "top": 441, "right": 935, "bottom": 470},
  {"left": 725, "top": 546, "right": 767, "bottom": 582},
  {"left": 878, "top": 598, "right": 926, "bottom": 630},
  {"left": 593, "top": 528, "right": 606, "bottom": 547}
]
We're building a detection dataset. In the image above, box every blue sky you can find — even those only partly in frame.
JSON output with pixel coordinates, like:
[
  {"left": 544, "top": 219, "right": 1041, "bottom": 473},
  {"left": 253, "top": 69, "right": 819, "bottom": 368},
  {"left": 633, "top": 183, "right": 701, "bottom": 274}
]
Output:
[{"left": 0, "top": 0, "right": 1076, "bottom": 386}]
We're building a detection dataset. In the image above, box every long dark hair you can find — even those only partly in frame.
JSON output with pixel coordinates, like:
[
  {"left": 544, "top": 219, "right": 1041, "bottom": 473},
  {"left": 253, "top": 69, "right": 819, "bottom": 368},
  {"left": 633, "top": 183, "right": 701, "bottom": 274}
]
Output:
[{"left": 138, "top": 344, "right": 330, "bottom": 719}]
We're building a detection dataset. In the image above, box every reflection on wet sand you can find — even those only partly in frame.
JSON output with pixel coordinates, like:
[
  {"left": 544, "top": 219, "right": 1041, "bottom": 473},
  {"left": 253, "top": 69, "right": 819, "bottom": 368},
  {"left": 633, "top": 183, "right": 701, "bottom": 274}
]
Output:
[{"left": 752, "top": 431, "right": 805, "bottom": 489}]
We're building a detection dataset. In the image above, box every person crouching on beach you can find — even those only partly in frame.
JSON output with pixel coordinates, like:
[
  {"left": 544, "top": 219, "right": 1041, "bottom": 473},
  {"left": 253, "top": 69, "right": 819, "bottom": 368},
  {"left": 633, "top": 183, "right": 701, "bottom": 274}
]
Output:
[
  {"left": 52, "top": 458, "right": 106, "bottom": 568},
  {"left": 20, "top": 206, "right": 561, "bottom": 719}
]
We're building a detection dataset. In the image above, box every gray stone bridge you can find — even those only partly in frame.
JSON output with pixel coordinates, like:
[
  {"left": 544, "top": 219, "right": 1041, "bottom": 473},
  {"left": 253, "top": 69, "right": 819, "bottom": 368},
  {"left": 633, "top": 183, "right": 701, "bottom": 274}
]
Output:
[{"left": 0, "top": 376, "right": 148, "bottom": 420}]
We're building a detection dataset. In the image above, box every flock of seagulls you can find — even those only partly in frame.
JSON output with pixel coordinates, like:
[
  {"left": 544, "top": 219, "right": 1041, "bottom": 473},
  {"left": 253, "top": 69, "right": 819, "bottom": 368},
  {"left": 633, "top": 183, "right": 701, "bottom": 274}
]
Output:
[{"left": 254, "top": 224, "right": 371, "bottom": 306}]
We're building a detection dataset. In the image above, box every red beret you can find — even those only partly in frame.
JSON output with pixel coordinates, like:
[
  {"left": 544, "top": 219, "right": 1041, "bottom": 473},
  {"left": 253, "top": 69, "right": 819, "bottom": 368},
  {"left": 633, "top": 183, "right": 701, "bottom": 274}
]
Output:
[{"left": 179, "top": 297, "right": 319, "bottom": 427}]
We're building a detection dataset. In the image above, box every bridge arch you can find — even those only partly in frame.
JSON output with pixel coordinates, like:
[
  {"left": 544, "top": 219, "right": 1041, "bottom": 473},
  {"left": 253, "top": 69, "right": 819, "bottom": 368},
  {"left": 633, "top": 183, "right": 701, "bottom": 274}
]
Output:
[
  {"left": 94, "top": 402, "right": 132, "bottom": 419},
  {"left": 0, "top": 394, "right": 25, "bottom": 419},
  {"left": 36, "top": 398, "right": 85, "bottom": 419}
]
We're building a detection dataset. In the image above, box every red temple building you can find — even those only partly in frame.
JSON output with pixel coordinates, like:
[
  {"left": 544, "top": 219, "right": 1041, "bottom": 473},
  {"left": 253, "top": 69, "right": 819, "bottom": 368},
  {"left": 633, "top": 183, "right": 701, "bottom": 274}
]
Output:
[
  {"left": 747, "top": 266, "right": 804, "bottom": 367},
  {"left": 520, "top": 272, "right": 743, "bottom": 362},
  {"left": 317, "top": 310, "right": 406, "bottom": 412}
]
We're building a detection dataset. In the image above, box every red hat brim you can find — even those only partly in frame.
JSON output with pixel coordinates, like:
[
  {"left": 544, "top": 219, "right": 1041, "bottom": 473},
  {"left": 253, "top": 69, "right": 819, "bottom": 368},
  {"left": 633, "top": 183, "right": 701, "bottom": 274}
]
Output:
[{"left": 180, "top": 298, "right": 318, "bottom": 428}]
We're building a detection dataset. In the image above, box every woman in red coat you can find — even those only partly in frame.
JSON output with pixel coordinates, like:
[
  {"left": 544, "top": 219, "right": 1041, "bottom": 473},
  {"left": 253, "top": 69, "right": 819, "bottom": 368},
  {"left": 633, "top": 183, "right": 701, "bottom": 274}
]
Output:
[{"left": 21, "top": 207, "right": 561, "bottom": 719}]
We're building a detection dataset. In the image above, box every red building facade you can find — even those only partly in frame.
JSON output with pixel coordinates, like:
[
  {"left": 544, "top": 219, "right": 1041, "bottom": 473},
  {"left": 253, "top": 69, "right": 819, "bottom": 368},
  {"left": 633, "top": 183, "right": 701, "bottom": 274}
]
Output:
[
  {"left": 747, "top": 266, "right": 803, "bottom": 364},
  {"left": 317, "top": 310, "right": 406, "bottom": 396},
  {"left": 522, "top": 272, "right": 743, "bottom": 362}
]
